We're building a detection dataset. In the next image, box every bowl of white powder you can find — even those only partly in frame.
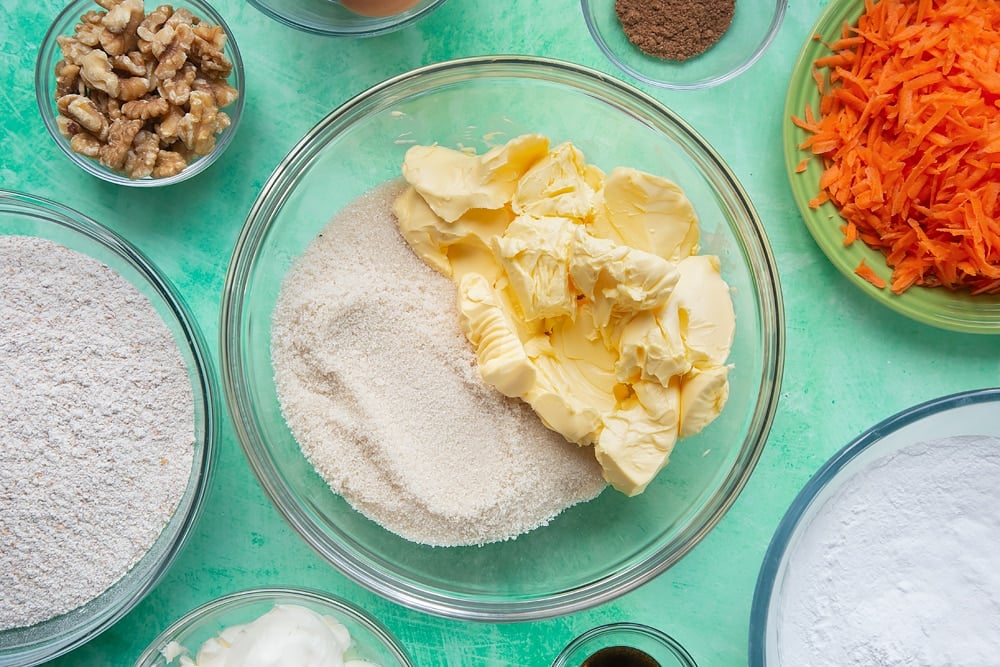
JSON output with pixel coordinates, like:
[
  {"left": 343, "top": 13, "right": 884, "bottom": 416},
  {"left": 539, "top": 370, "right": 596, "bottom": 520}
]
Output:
[
  {"left": 750, "top": 387, "right": 1000, "bottom": 666},
  {"left": 221, "top": 55, "right": 784, "bottom": 622},
  {"left": 0, "top": 190, "right": 217, "bottom": 666},
  {"left": 133, "top": 587, "right": 413, "bottom": 666}
]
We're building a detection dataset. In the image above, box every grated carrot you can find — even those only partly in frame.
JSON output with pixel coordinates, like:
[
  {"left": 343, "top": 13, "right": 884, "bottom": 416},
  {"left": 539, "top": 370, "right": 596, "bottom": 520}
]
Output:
[
  {"left": 855, "top": 258, "right": 888, "bottom": 289},
  {"left": 793, "top": 0, "right": 1000, "bottom": 295}
]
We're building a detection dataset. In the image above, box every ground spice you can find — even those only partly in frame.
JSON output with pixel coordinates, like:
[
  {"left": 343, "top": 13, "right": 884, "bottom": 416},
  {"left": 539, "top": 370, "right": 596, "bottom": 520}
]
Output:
[{"left": 615, "top": 0, "right": 735, "bottom": 62}]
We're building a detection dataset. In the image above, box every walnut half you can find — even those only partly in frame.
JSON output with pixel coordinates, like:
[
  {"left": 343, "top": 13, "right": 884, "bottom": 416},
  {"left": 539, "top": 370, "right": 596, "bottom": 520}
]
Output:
[{"left": 51, "top": 0, "right": 239, "bottom": 180}]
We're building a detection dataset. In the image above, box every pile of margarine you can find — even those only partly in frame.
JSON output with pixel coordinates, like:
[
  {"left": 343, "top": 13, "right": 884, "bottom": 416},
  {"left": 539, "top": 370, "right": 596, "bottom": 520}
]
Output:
[{"left": 393, "top": 134, "right": 735, "bottom": 496}]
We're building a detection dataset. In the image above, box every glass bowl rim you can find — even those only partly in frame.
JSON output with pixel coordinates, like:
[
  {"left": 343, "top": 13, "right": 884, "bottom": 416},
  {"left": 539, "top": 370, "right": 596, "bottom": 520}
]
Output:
[
  {"left": 0, "top": 189, "right": 219, "bottom": 666},
  {"left": 580, "top": 0, "right": 789, "bottom": 90},
  {"left": 131, "top": 586, "right": 414, "bottom": 667},
  {"left": 33, "top": 0, "right": 247, "bottom": 188},
  {"left": 551, "top": 622, "right": 698, "bottom": 667},
  {"left": 221, "top": 54, "right": 785, "bottom": 622},
  {"left": 246, "top": 0, "right": 449, "bottom": 37},
  {"left": 748, "top": 386, "right": 1000, "bottom": 665}
]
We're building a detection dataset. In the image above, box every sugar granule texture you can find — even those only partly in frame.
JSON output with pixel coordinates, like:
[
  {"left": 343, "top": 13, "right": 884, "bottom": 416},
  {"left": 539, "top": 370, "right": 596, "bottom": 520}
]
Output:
[
  {"left": 270, "top": 181, "right": 607, "bottom": 547},
  {"left": 614, "top": 0, "right": 735, "bottom": 62},
  {"left": 0, "top": 236, "right": 195, "bottom": 630},
  {"left": 775, "top": 435, "right": 1000, "bottom": 666}
]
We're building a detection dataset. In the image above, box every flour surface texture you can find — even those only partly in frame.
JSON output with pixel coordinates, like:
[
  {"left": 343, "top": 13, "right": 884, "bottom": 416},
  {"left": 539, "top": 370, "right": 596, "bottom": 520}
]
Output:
[
  {"left": 0, "top": 236, "right": 195, "bottom": 630},
  {"left": 774, "top": 435, "right": 1000, "bottom": 666}
]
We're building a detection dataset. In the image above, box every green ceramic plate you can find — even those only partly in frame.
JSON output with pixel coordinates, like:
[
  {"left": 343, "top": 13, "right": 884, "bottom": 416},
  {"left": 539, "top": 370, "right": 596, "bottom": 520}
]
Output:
[{"left": 784, "top": 0, "right": 1000, "bottom": 334}]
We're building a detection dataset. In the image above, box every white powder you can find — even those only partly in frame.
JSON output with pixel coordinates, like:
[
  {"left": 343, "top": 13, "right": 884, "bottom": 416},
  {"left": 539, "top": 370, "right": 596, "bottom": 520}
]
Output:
[
  {"left": 271, "top": 181, "right": 606, "bottom": 547},
  {"left": 0, "top": 236, "right": 195, "bottom": 630},
  {"left": 774, "top": 434, "right": 1000, "bottom": 666}
]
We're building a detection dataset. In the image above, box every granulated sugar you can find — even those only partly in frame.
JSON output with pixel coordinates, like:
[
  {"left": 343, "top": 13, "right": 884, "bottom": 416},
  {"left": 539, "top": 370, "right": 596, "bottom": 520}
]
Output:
[
  {"left": 0, "top": 236, "right": 195, "bottom": 630},
  {"left": 774, "top": 435, "right": 1000, "bottom": 666},
  {"left": 271, "top": 181, "right": 606, "bottom": 547}
]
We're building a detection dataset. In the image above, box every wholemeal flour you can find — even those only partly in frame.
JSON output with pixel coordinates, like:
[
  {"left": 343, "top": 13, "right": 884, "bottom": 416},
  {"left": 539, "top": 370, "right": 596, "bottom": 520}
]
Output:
[{"left": 0, "top": 236, "right": 195, "bottom": 630}]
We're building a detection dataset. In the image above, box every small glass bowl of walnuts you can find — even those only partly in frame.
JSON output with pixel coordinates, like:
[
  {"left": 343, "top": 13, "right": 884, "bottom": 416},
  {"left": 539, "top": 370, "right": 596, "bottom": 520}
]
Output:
[{"left": 35, "top": 0, "right": 245, "bottom": 186}]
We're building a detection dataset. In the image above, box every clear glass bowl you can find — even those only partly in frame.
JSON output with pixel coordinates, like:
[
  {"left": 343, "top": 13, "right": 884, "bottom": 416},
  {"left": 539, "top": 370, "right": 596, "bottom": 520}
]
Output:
[
  {"left": 581, "top": 0, "right": 787, "bottom": 90},
  {"left": 133, "top": 587, "right": 413, "bottom": 667},
  {"left": 221, "top": 55, "right": 785, "bottom": 622},
  {"left": 0, "top": 190, "right": 218, "bottom": 666},
  {"left": 551, "top": 623, "right": 698, "bottom": 667},
  {"left": 750, "top": 388, "right": 1000, "bottom": 665},
  {"left": 35, "top": 0, "right": 245, "bottom": 187},
  {"left": 248, "top": 0, "right": 448, "bottom": 37}
]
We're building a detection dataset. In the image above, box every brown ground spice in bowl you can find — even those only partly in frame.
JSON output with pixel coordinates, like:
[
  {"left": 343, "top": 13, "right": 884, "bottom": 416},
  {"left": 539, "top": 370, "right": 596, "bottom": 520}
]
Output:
[{"left": 614, "top": 0, "right": 735, "bottom": 61}]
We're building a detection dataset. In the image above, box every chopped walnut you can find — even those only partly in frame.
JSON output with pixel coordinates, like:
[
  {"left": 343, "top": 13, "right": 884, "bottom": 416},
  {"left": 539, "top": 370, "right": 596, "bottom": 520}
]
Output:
[
  {"left": 165, "top": 7, "right": 196, "bottom": 27},
  {"left": 55, "top": 60, "right": 83, "bottom": 97},
  {"left": 136, "top": 4, "right": 172, "bottom": 42},
  {"left": 177, "top": 89, "right": 218, "bottom": 155},
  {"left": 70, "top": 132, "right": 103, "bottom": 158},
  {"left": 79, "top": 49, "right": 120, "bottom": 97},
  {"left": 152, "top": 150, "right": 186, "bottom": 178},
  {"left": 72, "top": 21, "right": 104, "bottom": 48},
  {"left": 101, "top": 0, "right": 143, "bottom": 33},
  {"left": 118, "top": 75, "right": 151, "bottom": 101},
  {"left": 99, "top": 117, "right": 143, "bottom": 169},
  {"left": 112, "top": 51, "right": 146, "bottom": 76},
  {"left": 57, "top": 34, "right": 93, "bottom": 63},
  {"left": 56, "top": 115, "right": 81, "bottom": 139},
  {"left": 98, "top": 0, "right": 144, "bottom": 56},
  {"left": 157, "top": 62, "right": 196, "bottom": 106},
  {"left": 154, "top": 102, "right": 185, "bottom": 145},
  {"left": 51, "top": 0, "right": 239, "bottom": 179},
  {"left": 122, "top": 96, "right": 169, "bottom": 120},
  {"left": 192, "top": 76, "right": 238, "bottom": 108},
  {"left": 58, "top": 93, "right": 109, "bottom": 139},
  {"left": 124, "top": 129, "right": 160, "bottom": 178},
  {"left": 190, "top": 24, "right": 231, "bottom": 78},
  {"left": 151, "top": 22, "right": 195, "bottom": 80}
]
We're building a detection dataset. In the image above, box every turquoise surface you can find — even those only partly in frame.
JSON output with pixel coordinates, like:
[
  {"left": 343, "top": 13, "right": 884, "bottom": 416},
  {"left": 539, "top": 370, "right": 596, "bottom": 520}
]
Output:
[{"left": 2, "top": 1, "right": 998, "bottom": 665}]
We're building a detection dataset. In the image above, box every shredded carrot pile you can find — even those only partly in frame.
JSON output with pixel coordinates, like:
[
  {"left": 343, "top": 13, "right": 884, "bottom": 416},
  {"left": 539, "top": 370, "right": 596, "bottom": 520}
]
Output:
[{"left": 793, "top": 0, "right": 1000, "bottom": 295}]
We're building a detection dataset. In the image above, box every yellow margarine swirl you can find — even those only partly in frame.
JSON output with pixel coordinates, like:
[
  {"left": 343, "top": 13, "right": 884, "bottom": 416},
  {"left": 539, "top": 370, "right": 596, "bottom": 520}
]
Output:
[{"left": 393, "top": 134, "right": 735, "bottom": 496}]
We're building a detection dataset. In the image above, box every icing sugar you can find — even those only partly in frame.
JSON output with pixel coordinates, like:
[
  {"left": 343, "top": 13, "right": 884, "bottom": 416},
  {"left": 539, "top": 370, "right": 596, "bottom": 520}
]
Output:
[{"left": 774, "top": 435, "right": 1000, "bottom": 666}]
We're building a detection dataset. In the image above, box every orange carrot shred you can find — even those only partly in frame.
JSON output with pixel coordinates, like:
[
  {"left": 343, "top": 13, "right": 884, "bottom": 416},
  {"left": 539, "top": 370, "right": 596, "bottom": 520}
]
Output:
[
  {"left": 796, "top": 159, "right": 809, "bottom": 173},
  {"left": 796, "top": 0, "right": 1000, "bottom": 295},
  {"left": 855, "top": 259, "right": 888, "bottom": 289}
]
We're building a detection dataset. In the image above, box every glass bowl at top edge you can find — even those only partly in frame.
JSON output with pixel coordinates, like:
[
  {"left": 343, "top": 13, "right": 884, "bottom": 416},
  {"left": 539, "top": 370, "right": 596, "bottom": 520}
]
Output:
[
  {"left": 132, "top": 587, "right": 413, "bottom": 667},
  {"left": 749, "top": 387, "right": 1000, "bottom": 665},
  {"left": 581, "top": 0, "right": 787, "bottom": 90},
  {"left": 35, "top": 0, "right": 246, "bottom": 187},
  {"left": 221, "top": 55, "right": 785, "bottom": 622},
  {"left": 247, "top": 0, "right": 448, "bottom": 37},
  {"left": 0, "top": 190, "right": 218, "bottom": 667},
  {"left": 551, "top": 622, "right": 698, "bottom": 667},
  {"left": 784, "top": 0, "right": 1000, "bottom": 333}
]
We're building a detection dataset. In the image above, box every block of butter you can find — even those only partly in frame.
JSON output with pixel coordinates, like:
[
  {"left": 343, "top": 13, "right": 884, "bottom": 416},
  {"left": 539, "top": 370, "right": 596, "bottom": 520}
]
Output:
[{"left": 392, "top": 134, "right": 735, "bottom": 496}]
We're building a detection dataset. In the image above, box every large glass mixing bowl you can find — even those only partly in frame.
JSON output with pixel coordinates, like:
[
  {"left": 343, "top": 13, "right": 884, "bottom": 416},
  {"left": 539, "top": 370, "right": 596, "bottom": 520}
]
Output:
[{"left": 221, "top": 56, "right": 784, "bottom": 622}]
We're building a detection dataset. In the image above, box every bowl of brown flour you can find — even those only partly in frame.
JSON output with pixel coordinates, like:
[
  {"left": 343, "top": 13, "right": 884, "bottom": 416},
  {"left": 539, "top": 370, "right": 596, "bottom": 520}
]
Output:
[
  {"left": 221, "top": 56, "right": 784, "bottom": 622},
  {"left": 0, "top": 191, "right": 217, "bottom": 666},
  {"left": 581, "top": 0, "right": 787, "bottom": 89}
]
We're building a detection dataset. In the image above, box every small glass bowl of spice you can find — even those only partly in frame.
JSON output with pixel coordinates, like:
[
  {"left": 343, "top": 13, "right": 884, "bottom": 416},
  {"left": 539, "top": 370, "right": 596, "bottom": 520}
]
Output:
[
  {"left": 581, "top": 0, "right": 786, "bottom": 89},
  {"left": 551, "top": 623, "right": 698, "bottom": 667},
  {"left": 35, "top": 0, "right": 245, "bottom": 186}
]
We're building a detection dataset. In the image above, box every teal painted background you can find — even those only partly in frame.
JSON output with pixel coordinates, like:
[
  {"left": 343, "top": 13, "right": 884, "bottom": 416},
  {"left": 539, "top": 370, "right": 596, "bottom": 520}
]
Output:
[{"left": 2, "top": 1, "right": 998, "bottom": 665}]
